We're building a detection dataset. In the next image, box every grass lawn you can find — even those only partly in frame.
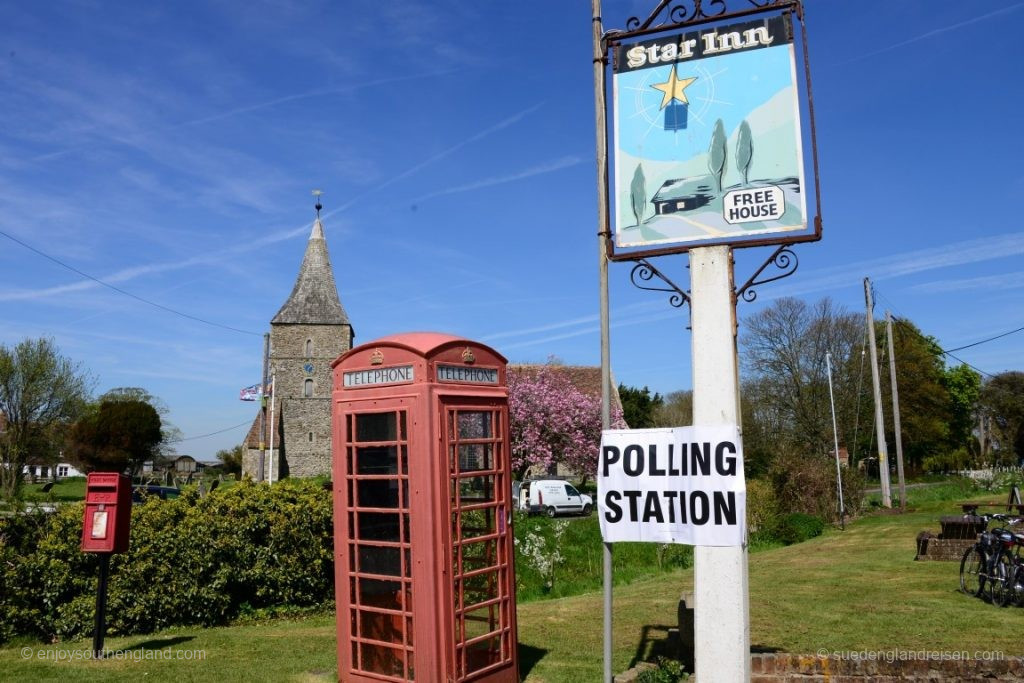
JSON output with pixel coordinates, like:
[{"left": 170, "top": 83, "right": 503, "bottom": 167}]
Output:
[
  {"left": 2, "top": 487, "right": 1020, "bottom": 682},
  {"left": 21, "top": 477, "right": 87, "bottom": 502}
]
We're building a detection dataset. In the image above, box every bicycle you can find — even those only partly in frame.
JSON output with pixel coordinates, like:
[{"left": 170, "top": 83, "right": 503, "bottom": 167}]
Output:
[
  {"left": 958, "top": 513, "right": 1021, "bottom": 602},
  {"left": 992, "top": 524, "right": 1024, "bottom": 607}
]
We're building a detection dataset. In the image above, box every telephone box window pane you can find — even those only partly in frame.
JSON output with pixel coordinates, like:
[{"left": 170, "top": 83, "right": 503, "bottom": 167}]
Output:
[
  {"left": 466, "top": 635, "right": 502, "bottom": 673},
  {"left": 463, "top": 570, "right": 498, "bottom": 608},
  {"left": 464, "top": 603, "right": 500, "bottom": 641},
  {"left": 359, "top": 610, "right": 404, "bottom": 645},
  {"left": 461, "top": 539, "right": 497, "bottom": 572},
  {"left": 358, "top": 578, "right": 402, "bottom": 608},
  {"left": 348, "top": 544, "right": 356, "bottom": 572},
  {"left": 359, "top": 512, "right": 400, "bottom": 541},
  {"left": 458, "top": 444, "right": 492, "bottom": 472},
  {"left": 459, "top": 508, "right": 494, "bottom": 539},
  {"left": 357, "top": 412, "right": 397, "bottom": 442},
  {"left": 357, "top": 479, "right": 399, "bottom": 509},
  {"left": 457, "top": 411, "right": 492, "bottom": 439},
  {"left": 359, "top": 545, "right": 401, "bottom": 577},
  {"left": 459, "top": 475, "right": 495, "bottom": 503},
  {"left": 357, "top": 445, "right": 398, "bottom": 475},
  {"left": 400, "top": 446, "right": 408, "bottom": 476},
  {"left": 360, "top": 642, "right": 404, "bottom": 677},
  {"left": 400, "top": 411, "right": 407, "bottom": 440}
]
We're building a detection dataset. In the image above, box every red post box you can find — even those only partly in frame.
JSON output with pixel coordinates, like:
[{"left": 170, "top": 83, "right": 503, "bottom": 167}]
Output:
[
  {"left": 331, "top": 333, "right": 519, "bottom": 683},
  {"left": 81, "top": 472, "right": 132, "bottom": 553}
]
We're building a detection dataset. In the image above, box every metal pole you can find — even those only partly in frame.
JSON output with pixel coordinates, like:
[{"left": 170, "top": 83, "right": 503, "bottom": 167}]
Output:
[
  {"left": 885, "top": 311, "right": 907, "bottom": 510},
  {"left": 863, "top": 278, "right": 891, "bottom": 507},
  {"left": 592, "top": 1, "right": 614, "bottom": 680},
  {"left": 825, "top": 352, "right": 845, "bottom": 530},
  {"left": 92, "top": 553, "right": 111, "bottom": 658},
  {"left": 268, "top": 375, "right": 276, "bottom": 485},
  {"left": 690, "top": 246, "right": 749, "bottom": 682},
  {"left": 258, "top": 332, "right": 270, "bottom": 483}
]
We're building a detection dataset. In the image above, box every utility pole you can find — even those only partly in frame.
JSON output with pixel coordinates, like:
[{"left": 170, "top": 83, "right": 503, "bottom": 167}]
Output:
[
  {"left": 864, "top": 278, "right": 891, "bottom": 507},
  {"left": 592, "top": 1, "right": 614, "bottom": 680},
  {"left": 825, "top": 351, "right": 845, "bottom": 529},
  {"left": 885, "top": 311, "right": 907, "bottom": 510},
  {"left": 691, "top": 246, "right": 749, "bottom": 683},
  {"left": 258, "top": 332, "right": 270, "bottom": 483}
]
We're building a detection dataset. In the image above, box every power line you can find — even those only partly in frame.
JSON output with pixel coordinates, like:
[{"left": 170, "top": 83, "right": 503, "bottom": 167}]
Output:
[
  {"left": 171, "top": 419, "right": 252, "bottom": 442},
  {"left": 872, "top": 286, "right": 999, "bottom": 378},
  {"left": 0, "top": 228, "right": 260, "bottom": 337},
  {"left": 945, "top": 325, "right": 1024, "bottom": 353}
]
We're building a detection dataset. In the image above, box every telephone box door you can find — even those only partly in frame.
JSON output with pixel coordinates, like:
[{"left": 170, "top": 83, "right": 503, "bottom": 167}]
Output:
[
  {"left": 442, "top": 400, "right": 517, "bottom": 681},
  {"left": 337, "top": 399, "right": 416, "bottom": 680}
]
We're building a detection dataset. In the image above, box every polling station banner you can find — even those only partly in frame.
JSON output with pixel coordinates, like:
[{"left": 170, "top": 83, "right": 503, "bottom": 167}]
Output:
[
  {"left": 598, "top": 425, "right": 746, "bottom": 546},
  {"left": 612, "top": 14, "right": 807, "bottom": 248}
]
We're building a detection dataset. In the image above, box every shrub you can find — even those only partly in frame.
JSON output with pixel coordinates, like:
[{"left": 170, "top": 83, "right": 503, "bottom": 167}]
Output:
[
  {"left": 637, "top": 656, "right": 688, "bottom": 682},
  {"left": 0, "top": 479, "right": 333, "bottom": 644},
  {"left": 774, "top": 512, "right": 825, "bottom": 545},
  {"left": 770, "top": 454, "right": 864, "bottom": 523},
  {"left": 746, "top": 478, "right": 778, "bottom": 537}
]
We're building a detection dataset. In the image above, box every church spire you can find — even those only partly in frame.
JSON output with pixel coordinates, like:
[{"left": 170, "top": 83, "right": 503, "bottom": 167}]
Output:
[{"left": 271, "top": 195, "right": 350, "bottom": 325}]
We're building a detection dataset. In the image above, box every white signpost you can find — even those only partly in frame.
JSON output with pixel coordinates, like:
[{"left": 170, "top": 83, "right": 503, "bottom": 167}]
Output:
[{"left": 591, "top": 2, "right": 821, "bottom": 680}]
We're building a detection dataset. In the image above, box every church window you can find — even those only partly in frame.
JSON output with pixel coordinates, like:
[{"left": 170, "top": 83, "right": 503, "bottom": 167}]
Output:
[
  {"left": 304, "top": 379, "right": 314, "bottom": 398},
  {"left": 305, "top": 339, "right": 313, "bottom": 357},
  {"left": 308, "top": 432, "right": 314, "bottom": 443}
]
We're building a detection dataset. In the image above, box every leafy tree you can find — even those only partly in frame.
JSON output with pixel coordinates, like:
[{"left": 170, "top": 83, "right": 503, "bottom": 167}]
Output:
[
  {"left": 99, "top": 386, "right": 181, "bottom": 457},
  {"left": 507, "top": 363, "right": 624, "bottom": 483},
  {"left": 653, "top": 390, "right": 692, "bottom": 427},
  {"left": 741, "top": 297, "right": 865, "bottom": 460},
  {"left": 618, "top": 384, "right": 663, "bottom": 428},
  {"left": 736, "top": 119, "right": 753, "bottom": 184},
  {"left": 216, "top": 444, "right": 245, "bottom": 476},
  {"left": 68, "top": 397, "right": 163, "bottom": 475},
  {"left": 0, "top": 338, "right": 92, "bottom": 499},
  {"left": 878, "top": 320, "right": 951, "bottom": 471},
  {"left": 980, "top": 371, "right": 1024, "bottom": 466},
  {"left": 630, "top": 164, "right": 647, "bottom": 226},
  {"left": 942, "top": 363, "right": 982, "bottom": 456},
  {"left": 708, "top": 118, "right": 728, "bottom": 192}
]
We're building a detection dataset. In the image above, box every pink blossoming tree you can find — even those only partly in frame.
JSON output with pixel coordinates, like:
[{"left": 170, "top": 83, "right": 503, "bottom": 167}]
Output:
[{"left": 507, "top": 362, "right": 625, "bottom": 483}]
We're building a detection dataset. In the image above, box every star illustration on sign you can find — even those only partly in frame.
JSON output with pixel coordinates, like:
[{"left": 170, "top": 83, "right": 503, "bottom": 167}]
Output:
[{"left": 651, "top": 65, "right": 697, "bottom": 109}]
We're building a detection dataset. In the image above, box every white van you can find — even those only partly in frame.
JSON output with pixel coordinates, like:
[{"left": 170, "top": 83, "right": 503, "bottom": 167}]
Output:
[{"left": 513, "top": 479, "right": 593, "bottom": 517}]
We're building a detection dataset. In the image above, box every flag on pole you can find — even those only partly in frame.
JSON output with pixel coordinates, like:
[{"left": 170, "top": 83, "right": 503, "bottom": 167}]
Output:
[{"left": 239, "top": 384, "right": 263, "bottom": 401}]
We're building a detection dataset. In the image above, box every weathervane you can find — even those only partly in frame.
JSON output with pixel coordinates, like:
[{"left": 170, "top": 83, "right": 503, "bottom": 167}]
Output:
[{"left": 312, "top": 189, "right": 323, "bottom": 218}]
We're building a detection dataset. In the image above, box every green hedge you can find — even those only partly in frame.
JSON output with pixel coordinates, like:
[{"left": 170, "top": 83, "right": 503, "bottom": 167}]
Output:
[
  {"left": 773, "top": 512, "right": 825, "bottom": 545},
  {"left": 0, "top": 479, "right": 334, "bottom": 644}
]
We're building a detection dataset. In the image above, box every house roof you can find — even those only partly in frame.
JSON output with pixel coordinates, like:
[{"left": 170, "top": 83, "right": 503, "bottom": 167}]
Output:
[
  {"left": 507, "top": 364, "right": 626, "bottom": 417},
  {"left": 244, "top": 400, "right": 282, "bottom": 449},
  {"left": 271, "top": 218, "right": 350, "bottom": 326}
]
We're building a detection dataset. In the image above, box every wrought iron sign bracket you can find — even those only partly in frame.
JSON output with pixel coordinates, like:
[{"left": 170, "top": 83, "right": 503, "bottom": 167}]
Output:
[
  {"left": 629, "top": 258, "right": 690, "bottom": 310},
  {"left": 734, "top": 244, "right": 799, "bottom": 304},
  {"left": 619, "top": 0, "right": 796, "bottom": 35}
]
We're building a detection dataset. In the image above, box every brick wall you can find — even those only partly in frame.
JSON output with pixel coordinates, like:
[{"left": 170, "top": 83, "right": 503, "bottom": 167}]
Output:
[{"left": 750, "top": 653, "right": 1024, "bottom": 682}]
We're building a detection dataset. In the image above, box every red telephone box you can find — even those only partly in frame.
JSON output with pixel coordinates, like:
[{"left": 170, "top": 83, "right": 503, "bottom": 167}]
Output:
[
  {"left": 81, "top": 472, "right": 132, "bottom": 553},
  {"left": 331, "top": 332, "right": 518, "bottom": 683}
]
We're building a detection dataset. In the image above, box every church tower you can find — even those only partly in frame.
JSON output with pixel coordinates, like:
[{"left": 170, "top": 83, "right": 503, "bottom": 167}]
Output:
[{"left": 245, "top": 203, "right": 353, "bottom": 479}]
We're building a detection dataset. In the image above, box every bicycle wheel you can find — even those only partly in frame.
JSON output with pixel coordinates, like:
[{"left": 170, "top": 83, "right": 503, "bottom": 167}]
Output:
[
  {"left": 960, "top": 546, "right": 985, "bottom": 596},
  {"left": 991, "top": 552, "right": 1013, "bottom": 606}
]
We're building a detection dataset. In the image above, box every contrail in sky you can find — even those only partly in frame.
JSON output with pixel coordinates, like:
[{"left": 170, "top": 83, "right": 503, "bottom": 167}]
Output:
[{"left": 834, "top": 3, "right": 1024, "bottom": 65}]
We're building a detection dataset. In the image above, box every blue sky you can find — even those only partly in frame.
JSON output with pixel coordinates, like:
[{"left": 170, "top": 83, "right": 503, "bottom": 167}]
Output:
[{"left": 1, "top": 1, "right": 1022, "bottom": 461}]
